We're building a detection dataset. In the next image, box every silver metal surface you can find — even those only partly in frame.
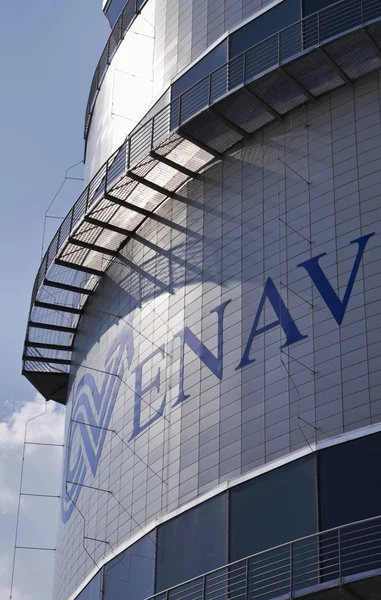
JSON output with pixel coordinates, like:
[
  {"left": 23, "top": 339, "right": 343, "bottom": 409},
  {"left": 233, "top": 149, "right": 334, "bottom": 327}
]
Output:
[
  {"left": 22, "top": 0, "right": 381, "bottom": 400},
  {"left": 147, "top": 516, "right": 381, "bottom": 600},
  {"left": 85, "top": 0, "right": 149, "bottom": 139}
]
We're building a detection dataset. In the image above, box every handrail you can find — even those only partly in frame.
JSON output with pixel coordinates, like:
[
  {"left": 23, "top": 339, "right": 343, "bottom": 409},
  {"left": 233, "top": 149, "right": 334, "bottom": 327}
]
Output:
[
  {"left": 26, "top": 0, "right": 381, "bottom": 349},
  {"left": 84, "top": 0, "right": 149, "bottom": 139},
  {"left": 83, "top": 0, "right": 375, "bottom": 144},
  {"left": 146, "top": 515, "right": 381, "bottom": 600}
]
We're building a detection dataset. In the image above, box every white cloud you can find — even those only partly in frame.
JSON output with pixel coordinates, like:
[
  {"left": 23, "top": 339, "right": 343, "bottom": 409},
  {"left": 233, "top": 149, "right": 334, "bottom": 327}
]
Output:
[
  {"left": 0, "top": 394, "right": 65, "bottom": 600},
  {"left": 0, "top": 394, "right": 64, "bottom": 448},
  {"left": 0, "top": 481, "right": 18, "bottom": 516}
]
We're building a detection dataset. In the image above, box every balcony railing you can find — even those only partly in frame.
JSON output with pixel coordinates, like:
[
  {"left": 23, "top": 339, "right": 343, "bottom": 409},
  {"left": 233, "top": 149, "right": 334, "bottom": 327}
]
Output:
[
  {"left": 84, "top": 0, "right": 149, "bottom": 139},
  {"left": 147, "top": 516, "right": 381, "bottom": 600},
  {"left": 35, "top": 0, "right": 381, "bottom": 307},
  {"left": 23, "top": 0, "right": 381, "bottom": 399},
  {"left": 171, "top": 0, "right": 381, "bottom": 127},
  {"left": 85, "top": 0, "right": 381, "bottom": 142}
]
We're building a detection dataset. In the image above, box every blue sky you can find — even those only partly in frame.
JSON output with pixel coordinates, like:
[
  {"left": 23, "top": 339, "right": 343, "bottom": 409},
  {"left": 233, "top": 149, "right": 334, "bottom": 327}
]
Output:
[
  {"left": 0, "top": 2, "right": 109, "bottom": 598},
  {"left": 0, "top": 0, "right": 108, "bottom": 415}
]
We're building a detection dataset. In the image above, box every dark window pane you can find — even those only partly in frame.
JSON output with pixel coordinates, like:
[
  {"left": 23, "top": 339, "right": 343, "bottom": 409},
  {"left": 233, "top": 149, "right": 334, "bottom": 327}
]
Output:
[
  {"left": 170, "top": 41, "right": 228, "bottom": 128},
  {"left": 303, "top": 0, "right": 337, "bottom": 16},
  {"left": 171, "top": 41, "right": 228, "bottom": 100},
  {"left": 230, "top": 455, "right": 317, "bottom": 561},
  {"left": 364, "top": 0, "right": 381, "bottom": 22},
  {"left": 319, "top": 433, "right": 381, "bottom": 580},
  {"left": 106, "top": 0, "right": 128, "bottom": 27},
  {"left": 303, "top": 0, "right": 363, "bottom": 43},
  {"left": 155, "top": 493, "right": 228, "bottom": 592},
  {"left": 319, "top": 432, "right": 381, "bottom": 529},
  {"left": 340, "top": 518, "right": 381, "bottom": 578},
  {"left": 229, "top": 0, "right": 301, "bottom": 59},
  {"left": 248, "top": 544, "right": 292, "bottom": 600},
  {"left": 77, "top": 572, "right": 101, "bottom": 600},
  {"left": 104, "top": 532, "right": 156, "bottom": 600}
]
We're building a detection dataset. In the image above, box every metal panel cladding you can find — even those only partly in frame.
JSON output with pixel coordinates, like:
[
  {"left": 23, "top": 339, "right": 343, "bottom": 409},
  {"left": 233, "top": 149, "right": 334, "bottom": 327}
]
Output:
[{"left": 53, "top": 71, "right": 381, "bottom": 600}]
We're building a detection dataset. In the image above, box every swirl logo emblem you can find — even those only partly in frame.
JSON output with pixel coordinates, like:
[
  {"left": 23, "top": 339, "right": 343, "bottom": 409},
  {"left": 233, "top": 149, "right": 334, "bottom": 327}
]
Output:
[{"left": 61, "top": 316, "right": 135, "bottom": 523}]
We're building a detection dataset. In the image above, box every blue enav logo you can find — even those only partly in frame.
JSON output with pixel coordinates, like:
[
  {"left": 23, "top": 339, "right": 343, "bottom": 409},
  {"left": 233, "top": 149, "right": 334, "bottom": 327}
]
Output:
[
  {"left": 62, "top": 232, "right": 374, "bottom": 522},
  {"left": 62, "top": 315, "right": 134, "bottom": 523}
]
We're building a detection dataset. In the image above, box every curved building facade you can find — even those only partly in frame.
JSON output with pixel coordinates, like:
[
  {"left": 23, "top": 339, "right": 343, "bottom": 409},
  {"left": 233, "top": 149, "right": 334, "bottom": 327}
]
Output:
[{"left": 22, "top": 1, "right": 381, "bottom": 600}]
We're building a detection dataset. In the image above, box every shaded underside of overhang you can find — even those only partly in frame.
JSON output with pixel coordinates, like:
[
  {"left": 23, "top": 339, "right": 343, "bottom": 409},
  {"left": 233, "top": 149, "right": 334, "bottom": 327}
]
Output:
[{"left": 22, "top": 7, "right": 381, "bottom": 403}]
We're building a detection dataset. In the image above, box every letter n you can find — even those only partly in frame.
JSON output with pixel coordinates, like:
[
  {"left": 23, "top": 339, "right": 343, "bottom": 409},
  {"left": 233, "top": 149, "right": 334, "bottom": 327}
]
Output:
[{"left": 173, "top": 299, "right": 231, "bottom": 406}]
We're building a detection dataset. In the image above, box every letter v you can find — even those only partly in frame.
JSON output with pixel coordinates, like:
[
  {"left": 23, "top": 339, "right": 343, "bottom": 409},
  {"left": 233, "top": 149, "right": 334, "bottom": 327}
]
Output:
[{"left": 297, "top": 233, "right": 375, "bottom": 325}]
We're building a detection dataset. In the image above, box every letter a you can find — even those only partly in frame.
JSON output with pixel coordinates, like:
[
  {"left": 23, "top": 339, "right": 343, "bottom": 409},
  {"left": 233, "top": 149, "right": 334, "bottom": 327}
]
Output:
[
  {"left": 297, "top": 233, "right": 375, "bottom": 326},
  {"left": 237, "top": 278, "right": 307, "bottom": 370}
]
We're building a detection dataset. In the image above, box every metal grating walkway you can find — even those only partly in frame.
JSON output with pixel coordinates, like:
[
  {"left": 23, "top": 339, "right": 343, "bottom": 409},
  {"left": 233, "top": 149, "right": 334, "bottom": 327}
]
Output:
[{"left": 22, "top": 0, "right": 381, "bottom": 402}]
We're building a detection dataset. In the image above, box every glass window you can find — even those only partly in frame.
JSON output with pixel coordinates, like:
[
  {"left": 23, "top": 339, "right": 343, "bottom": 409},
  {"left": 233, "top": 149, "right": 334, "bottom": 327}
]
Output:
[
  {"left": 230, "top": 455, "right": 318, "bottom": 562},
  {"left": 170, "top": 41, "right": 228, "bottom": 128},
  {"left": 229, "top": 0, "right": 301, "bottom": 59},
  {"left": 104, "top": 532, "right": 156, "bottom": 600},
  {"left": 77, "top": 572, "right": 101, "bottom": 600},
  {"left": 171, "top": 42, "right": 228, "bottom": 100},
  {"left": 106, "top": 0, "right": 128, "bottom": 27},
  {"left": 319, "top": 432, "right": 381, "bottom": 530},
  {"left": 155, "top": 493, "right": 228, "bottom": 592},
  {"left": 303, "top": 0, "right": 339, "bottom": 16},
  {"left": 319, "top": 433, "right": 381, "bottom": 579},
  {"left": 303, "top": 0, "right": 364, "bottom": 44}
]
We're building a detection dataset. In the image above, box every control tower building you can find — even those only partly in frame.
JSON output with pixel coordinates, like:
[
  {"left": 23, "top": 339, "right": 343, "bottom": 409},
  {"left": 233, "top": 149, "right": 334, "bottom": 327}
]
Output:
[{"left": 23, "top": 1, "right": 381, "bottom": 599}]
